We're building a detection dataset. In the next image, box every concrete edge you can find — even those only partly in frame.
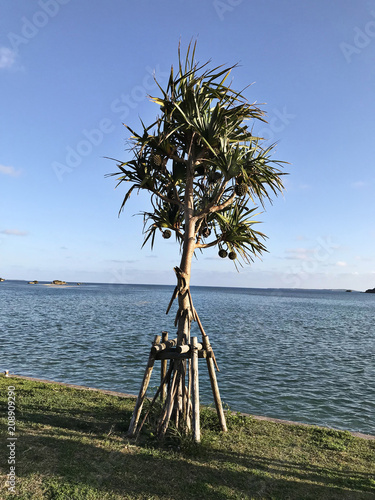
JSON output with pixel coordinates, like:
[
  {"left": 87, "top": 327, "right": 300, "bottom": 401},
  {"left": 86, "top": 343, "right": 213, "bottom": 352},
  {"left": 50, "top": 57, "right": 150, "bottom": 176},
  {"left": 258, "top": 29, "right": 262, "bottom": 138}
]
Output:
[{"left": 4, "top": 374, "right": 375, "bottom": 441}]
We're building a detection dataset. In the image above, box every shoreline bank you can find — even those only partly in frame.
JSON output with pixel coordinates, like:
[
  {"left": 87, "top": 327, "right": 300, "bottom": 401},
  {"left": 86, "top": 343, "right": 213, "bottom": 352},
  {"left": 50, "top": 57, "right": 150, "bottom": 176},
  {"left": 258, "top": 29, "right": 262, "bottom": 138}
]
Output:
[{"left": 9, "top": 373, "right": 375, "bottom": 441}]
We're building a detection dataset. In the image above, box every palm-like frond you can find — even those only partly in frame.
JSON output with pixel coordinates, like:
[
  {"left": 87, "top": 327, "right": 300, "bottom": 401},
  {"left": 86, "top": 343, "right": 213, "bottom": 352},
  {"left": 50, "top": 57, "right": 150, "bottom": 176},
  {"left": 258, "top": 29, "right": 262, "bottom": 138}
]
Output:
[
  {"left": 108, "top": 40, "right": 287, "bottom": 262},
  {"left": 214, "top": 203, "right": 267, "bottom": 265},
  {"left": 141, "top": 198, "right": 184, "bottom": 249}
]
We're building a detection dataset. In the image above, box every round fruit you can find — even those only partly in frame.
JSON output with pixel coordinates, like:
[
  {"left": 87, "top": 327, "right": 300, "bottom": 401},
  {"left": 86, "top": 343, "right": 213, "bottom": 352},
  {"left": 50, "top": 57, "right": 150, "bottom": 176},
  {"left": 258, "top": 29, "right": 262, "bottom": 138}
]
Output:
[
  {"left": 202, "top": 227, "right": 211, "bottom": 238},
  {"left": 162, "top": 230, "right": 172, "bottom": 239},
  {"left": 207, "top": 172, "right": 216, "bottom": 184},
  {"left": 228, "top": 251, "right": 237, "bottom": 260},
  {"left": 151, "top": 154, "right": 162, "bottom": 167},
  {"left": 208, "top": 171, "right": 222, "bottom": 184},
  {"left": 218, "top": 249, "right": 227, "bottom": 258},
  {"left": 235, "top": 183, "right": 247, "bottom": 196},
  {"left": 196, "top": 166, "right": 205, "bottom": 176}
]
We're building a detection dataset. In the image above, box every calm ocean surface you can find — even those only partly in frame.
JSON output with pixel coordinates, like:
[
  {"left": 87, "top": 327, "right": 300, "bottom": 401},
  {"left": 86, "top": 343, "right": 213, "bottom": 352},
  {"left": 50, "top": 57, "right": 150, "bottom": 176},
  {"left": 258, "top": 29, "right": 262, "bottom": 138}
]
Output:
[{"left": 1, "top": 280, "right": 374, "bottom": 435}]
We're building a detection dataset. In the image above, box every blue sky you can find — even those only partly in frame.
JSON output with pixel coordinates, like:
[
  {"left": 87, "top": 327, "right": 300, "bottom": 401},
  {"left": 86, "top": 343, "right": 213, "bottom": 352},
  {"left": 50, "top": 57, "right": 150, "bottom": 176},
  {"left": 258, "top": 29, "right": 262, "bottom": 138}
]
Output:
[{"left": 1, "top": 0, "right": 374, "bottom": 290}]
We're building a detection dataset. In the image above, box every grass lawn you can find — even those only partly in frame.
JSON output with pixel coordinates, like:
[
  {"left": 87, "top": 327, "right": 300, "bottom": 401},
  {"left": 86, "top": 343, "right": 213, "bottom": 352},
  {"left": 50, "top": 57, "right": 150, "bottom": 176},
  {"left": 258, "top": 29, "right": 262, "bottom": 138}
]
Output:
[{"left": 0, "top": 374, "right": 374, "bottom": 499}]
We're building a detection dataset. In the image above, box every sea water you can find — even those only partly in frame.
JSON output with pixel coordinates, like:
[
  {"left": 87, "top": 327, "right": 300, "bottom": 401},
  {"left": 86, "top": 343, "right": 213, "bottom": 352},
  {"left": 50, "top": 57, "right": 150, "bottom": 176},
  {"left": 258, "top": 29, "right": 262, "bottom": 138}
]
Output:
[{"left": 0, "top": 280, "right": 374, "bottom": 435}]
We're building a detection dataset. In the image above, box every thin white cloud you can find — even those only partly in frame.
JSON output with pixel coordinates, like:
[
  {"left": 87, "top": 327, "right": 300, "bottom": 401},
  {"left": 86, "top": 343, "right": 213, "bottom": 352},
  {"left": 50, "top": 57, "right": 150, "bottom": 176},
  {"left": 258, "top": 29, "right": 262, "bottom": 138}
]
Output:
[
  {"left": 106, "top": 259, "right": 138, "bottom": 264},
  {"left": 0, "top": 164, "right": 21, "bottom": 177},
  {"left": 351, "top": 181, "right": 369, "bottom": 189},
  {"left": 281, "top": 179, "right": 311, "bottom": 192},
  {"left": 355, "top": 255, "right": 373, "bottom": 262},
  {"left": 0, "top": 47, "right": 17, "bottom": 69},
  {"left": 284, "top": 248, "right": 315, "bottom": 261},
  {"left": 351, "top": 181, "right": 368, "bottom": 189},
  {"left": 336, "top": 261, "right": 347, "bottom": 267},
  {"left": 0, "top": 229, "right": 28, "bottom": 236}
]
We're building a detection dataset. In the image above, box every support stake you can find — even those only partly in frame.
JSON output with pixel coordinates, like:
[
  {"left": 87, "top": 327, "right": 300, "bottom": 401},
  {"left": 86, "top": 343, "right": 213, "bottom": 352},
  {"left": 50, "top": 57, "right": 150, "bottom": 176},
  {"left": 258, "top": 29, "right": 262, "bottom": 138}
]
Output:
[
  {"left": 191, "top": 336, "right": 200, "bottom": 443},
  {"left": 127, "top": 335, "right": 160, "bottom": 437}
]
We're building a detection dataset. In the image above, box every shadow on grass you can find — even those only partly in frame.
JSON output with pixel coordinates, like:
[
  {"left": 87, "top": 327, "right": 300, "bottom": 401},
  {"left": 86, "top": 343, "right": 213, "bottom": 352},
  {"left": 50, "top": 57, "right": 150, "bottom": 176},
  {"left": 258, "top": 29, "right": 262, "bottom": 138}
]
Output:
[
  {"left": 7, "top": 411, "right": 375, "bottom": 500},
  {"left": 200, "top": 447, "right": 375, "bottom": 498},
  {"left": 16, "top": 404, "right": 132, "bottom": 434},
  {"left": 1, "top": 378, "right": 374, "bottom": 499},
  {"left": 2, "top": 379, "right": 134, "bottom": 434}
]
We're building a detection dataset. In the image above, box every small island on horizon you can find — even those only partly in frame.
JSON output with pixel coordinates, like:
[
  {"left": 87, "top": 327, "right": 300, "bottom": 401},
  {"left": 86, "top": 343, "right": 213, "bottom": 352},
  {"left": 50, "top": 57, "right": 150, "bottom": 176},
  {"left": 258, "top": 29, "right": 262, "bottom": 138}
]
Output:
[
  {"left": 1, "top": 278, "right": 373, "bottom": 292},
  {"left": 28, "top": 279, "right": 68, "bottom": 286}
]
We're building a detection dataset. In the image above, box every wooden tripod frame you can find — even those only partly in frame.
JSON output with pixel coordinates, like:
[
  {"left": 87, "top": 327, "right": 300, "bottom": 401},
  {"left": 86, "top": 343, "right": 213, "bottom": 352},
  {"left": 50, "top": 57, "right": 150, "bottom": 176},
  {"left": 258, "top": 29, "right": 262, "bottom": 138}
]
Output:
[
  {"left": 127, "top": 270, "right": 227, "bottom": 442},
  {"left": 127, "top": 329, "right": 227, "bottom": 442}
]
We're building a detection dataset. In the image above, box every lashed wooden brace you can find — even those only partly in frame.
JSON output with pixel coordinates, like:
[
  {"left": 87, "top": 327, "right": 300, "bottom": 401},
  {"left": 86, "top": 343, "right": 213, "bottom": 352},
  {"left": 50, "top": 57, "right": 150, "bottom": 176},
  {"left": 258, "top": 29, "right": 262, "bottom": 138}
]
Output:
[
  {"left": 155, "top": 350, "right": 207, "bottom": 360},
  {"left": 127, "top": 335, "right": 161, "bottom": 437},
  {"left": 151, "top": 337, "right": 177, "bottom": 354}
]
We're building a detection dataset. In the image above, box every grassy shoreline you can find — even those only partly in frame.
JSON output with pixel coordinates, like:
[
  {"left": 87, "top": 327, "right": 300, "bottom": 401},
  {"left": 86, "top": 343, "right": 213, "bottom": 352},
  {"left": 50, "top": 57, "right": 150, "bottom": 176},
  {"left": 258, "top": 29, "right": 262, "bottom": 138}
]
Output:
[
  {"left": 1, "top": 375, "right": 374, "bottom": 499},
  {"left": 6, "top": 374, "right": 375, "bottom": 442}
]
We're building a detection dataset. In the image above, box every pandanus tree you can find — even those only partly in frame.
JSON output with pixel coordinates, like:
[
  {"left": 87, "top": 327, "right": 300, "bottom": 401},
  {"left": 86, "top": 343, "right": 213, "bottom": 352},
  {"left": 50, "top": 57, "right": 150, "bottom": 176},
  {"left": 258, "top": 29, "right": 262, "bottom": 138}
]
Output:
[{"left": 108, "top": 42, "right": 286, "bottom": 438}]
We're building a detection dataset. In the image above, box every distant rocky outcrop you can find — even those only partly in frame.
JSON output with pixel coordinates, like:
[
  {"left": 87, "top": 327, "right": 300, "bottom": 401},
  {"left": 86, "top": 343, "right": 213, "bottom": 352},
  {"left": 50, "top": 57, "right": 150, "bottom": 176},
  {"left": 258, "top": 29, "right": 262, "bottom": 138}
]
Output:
[
  {"left": 52, "top": 280, "right": 67, "bottom": 285},
  {"left": 0, "top": 278, "right": 4, "bottom": 282},
  {"left": 28, "top": 280, "right": 38, "bottom": 284},
  {"left": 365, "top": 287, "right": 375, "bottom": 293}
]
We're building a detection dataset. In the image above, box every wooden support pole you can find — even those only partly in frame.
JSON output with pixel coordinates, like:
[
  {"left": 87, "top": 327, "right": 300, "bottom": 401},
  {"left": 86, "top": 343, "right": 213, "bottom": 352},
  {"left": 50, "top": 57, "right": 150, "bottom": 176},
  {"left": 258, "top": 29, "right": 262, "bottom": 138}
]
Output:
[
  {"left": 175, "top": 359, "right": 185, "bottom": 429},
  {"left": 136, "top": 361, "right": 174, "bottom": 438},
  {"left": 191, "top": 336, "right": 200, "bottom": 443},
  {"left": 195, "top": 310, "right": 220, "bottom": 372},
  {"left": 204, "top": 335, "right": 227, "bottom": 433},
  {"left": 180, "top": 359, "right": 187, "bottom": 431},
  {"left": 160, "top": 331, "right": 168, "bottom": 402},
  {"left": 158, "top": 368, "right": 179, "bottom": 438},
  {"left": 183, "top": 380, "right": 191, "bottom": 432},
  {"left": 127, "top": 335, "right": 161, "bottom": 437}
]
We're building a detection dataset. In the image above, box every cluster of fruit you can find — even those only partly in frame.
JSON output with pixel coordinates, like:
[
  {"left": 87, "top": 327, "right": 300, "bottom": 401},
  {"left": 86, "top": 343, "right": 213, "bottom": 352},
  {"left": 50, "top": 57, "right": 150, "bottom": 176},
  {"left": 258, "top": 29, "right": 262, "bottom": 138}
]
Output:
[
  {"left": 150, "top": 153, "right": 163, "bottom": 167},
  {"left": 235, "top": 177, "right": 247, "bottom": 197},
  {"left": 219, "top": 249, "right": 237, "bottom": 260},
  {"left": 162, "top": 226, "right": 212, "bottom": 240},
  {"left": 162, "top": 227, "right": 237, "bottom": 260},
  {"left": 207, "top": 171, "right": 222, "bottom": 184}
]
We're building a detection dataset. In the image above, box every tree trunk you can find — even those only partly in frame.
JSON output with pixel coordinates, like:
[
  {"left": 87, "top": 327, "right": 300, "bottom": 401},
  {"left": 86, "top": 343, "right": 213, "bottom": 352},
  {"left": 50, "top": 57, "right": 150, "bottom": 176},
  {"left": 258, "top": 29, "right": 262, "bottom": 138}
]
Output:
[{"left": 157, "top": 164, "right": 197, "bottom": 436}]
